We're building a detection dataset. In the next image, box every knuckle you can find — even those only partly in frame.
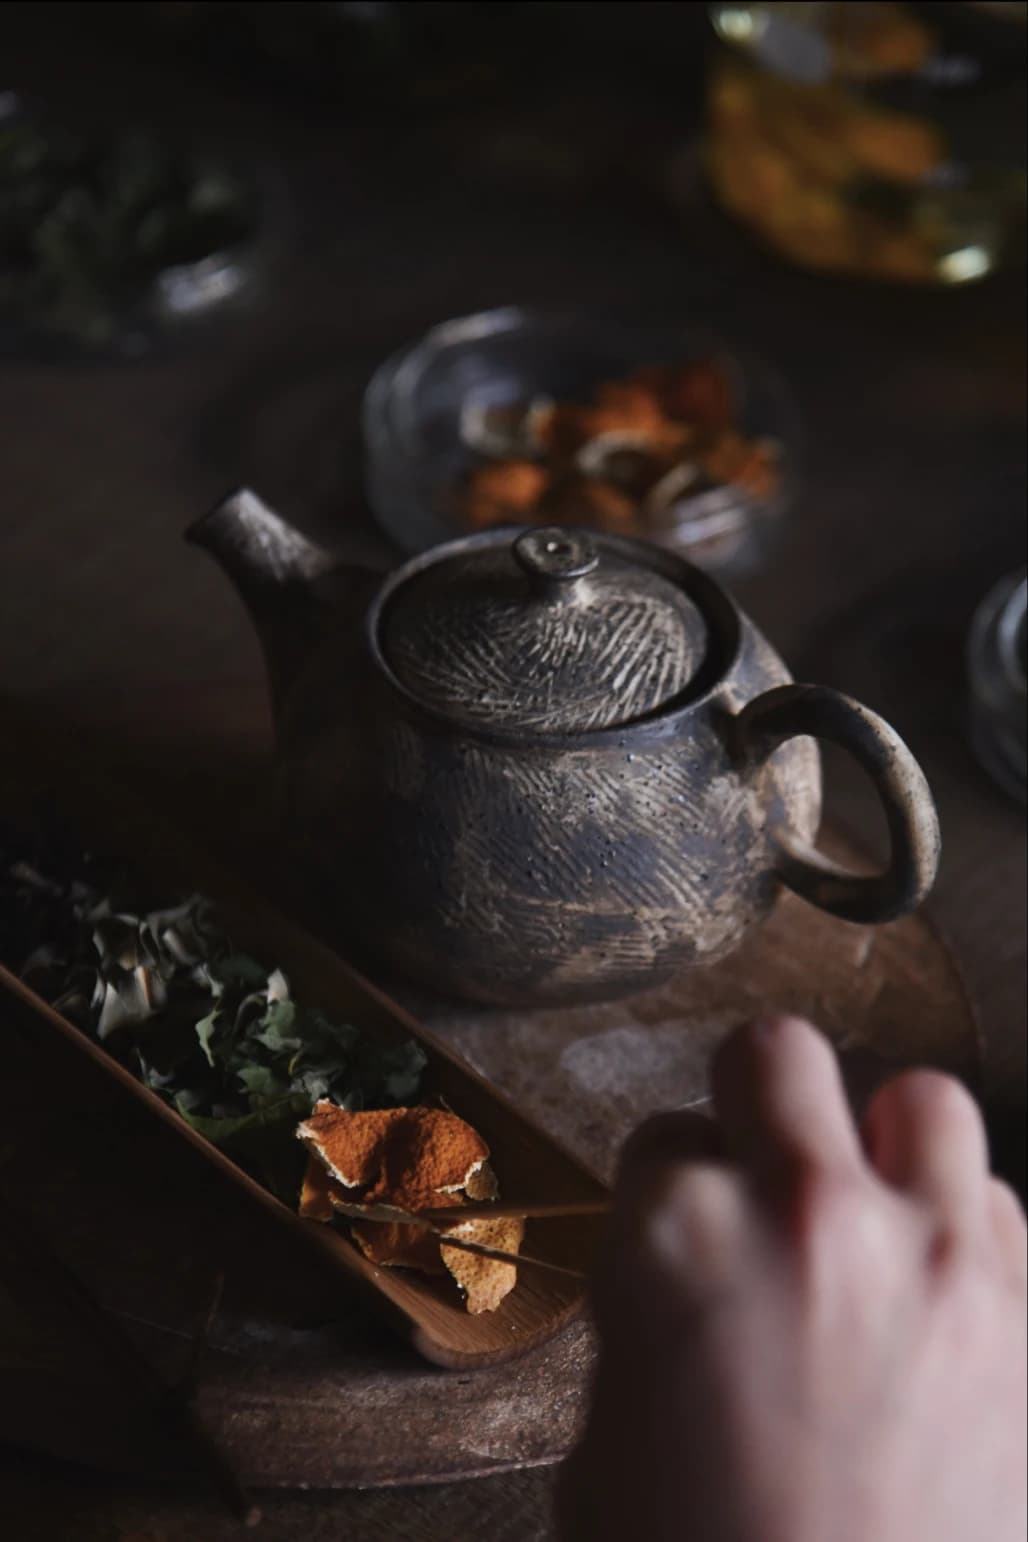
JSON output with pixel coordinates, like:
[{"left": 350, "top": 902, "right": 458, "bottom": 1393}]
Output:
[
  {"left": 635, "top": 1166, "right": 744, "bottom": 1292},
  {"left": 924, "top": 1219, "right": 974, "bottom": 1282},
  {"left": 928, "top": 1234, "right": 1021, "bottom": 1333},
  {"left": 598, "top": 1167, "right": 745, "bottom": 1329},
  {"left": 787, "top": 1167, "right": 886, "bottom": 1278},
  {"left": 649, "top": 1163, "right": 738, "bottom": 1237},
  {"left": 791, "top": 1166, "right": 864, "bottom": 1233}
]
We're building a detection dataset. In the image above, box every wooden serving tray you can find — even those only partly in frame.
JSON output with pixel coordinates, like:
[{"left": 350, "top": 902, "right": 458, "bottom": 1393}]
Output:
[{"left": 0, "top": 710, "right": 607, "bottom": 1372}]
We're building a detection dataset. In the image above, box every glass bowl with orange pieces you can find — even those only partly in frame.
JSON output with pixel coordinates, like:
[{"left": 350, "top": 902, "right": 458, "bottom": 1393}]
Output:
[{"left": 362, "top": 307, "right": 801, "bottom": 576}]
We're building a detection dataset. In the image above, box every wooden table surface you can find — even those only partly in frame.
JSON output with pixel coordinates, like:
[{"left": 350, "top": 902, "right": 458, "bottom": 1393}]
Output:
[{"left": 1, "top": 6, "right": 1025, "bottom": 1538}]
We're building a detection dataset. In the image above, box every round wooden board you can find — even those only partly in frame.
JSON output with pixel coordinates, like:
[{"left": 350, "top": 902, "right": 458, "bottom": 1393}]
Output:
[{"left": 2, "top": 819, "right": 978, "bottom": 1493}]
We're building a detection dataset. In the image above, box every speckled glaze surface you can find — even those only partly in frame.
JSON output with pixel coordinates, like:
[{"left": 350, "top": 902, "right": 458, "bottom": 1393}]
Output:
[
  {"left": 187, "top": 490, "right": 940, "bottom": 1007},
  {"left": 281, "top": 610, "right": 820, "bottom": 1005}
]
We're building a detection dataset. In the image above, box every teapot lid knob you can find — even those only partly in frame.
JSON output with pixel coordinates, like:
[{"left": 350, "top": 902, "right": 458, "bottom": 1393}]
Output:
[{"left": 513, "top": 527, "right": 599, "bottom": 585}]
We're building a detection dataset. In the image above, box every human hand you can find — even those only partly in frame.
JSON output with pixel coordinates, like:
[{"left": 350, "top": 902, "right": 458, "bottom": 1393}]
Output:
[{"left": 557, "top": 1016, "right": 1027, "bottom": 1542}]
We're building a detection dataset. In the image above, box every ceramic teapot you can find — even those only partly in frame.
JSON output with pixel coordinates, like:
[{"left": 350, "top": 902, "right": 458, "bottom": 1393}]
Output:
[{"left": 188, "top": 489, "right": 940, "bottom": 1007}]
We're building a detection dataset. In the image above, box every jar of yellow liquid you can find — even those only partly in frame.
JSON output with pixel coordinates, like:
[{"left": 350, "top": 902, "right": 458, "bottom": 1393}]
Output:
[{"left": 706, "top": 3, "right": 1026, "bottom": 283}]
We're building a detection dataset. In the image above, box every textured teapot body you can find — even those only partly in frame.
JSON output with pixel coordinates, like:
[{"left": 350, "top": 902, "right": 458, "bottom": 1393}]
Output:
[
  {"left": 188, "top": 491, "right": 939, "bottom": 1011},
  {"left": 279, "top": 613, "right": 820, "bottom": 1006}
]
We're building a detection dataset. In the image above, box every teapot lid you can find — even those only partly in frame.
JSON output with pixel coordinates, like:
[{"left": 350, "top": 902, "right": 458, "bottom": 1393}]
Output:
[{"left": 377, "top": 527, "right": 713, "bottom": 732}]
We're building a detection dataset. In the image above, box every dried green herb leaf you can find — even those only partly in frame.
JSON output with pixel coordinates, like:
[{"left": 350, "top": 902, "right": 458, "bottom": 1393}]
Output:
[
  {"left": 0, "top": 831, "right": 427, "bottom": 1204},
  {"left": 253, "top": 998, "right": 299, "bottom": 1055},
  {"left": 303, "top": 1009, "right": 360, "bottom": 1054},
  {"left": 96, "top": 966, "right": 166, "bottom": 1040},
  {"left": 195, "top": 1008, "right": 220, "bottom": 1068},
  {"left": 179, "top": 1093, "right": 310, "bottom": 1202},
  {"left": 236, "top": 1063, "right": 288, "bottom": 1106},
  {"left": 172, "top": 1085, "right": 207, "bottom": 1116},
  {"left": 266, "top": 968, "right": 290, "bottom": 1003}
]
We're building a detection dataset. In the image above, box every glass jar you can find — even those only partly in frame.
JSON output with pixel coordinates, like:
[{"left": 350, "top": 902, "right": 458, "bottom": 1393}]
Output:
[
  {"left": 705, "top": 2, "right": 1027, "bottom": 284},
  {"left": 967, "top": 569, "right": 1026, "bottom": 802}
]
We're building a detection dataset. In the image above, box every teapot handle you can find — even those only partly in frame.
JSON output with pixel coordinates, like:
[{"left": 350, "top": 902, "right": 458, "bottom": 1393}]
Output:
[{"left": 733, "top": 684, "right": 940, "bottom": 924}]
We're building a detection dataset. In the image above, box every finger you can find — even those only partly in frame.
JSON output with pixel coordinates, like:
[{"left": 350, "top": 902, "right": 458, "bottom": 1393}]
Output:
[
  {"left": 862, "top": 1070, "right": 989, "bottom": 1232},
  {"left": 562, "top": 1170, "right": 748, "bottom": 1541},
  {"left": 617, "top": 1110, "right": 725, "bottom": 1190},
  {"left": 599, "top": 1114, "right": 738, "bottom": 1336},
  {"left": 711, "top": 1016, "right": 865, "bottom": 1186},
  {"left": 638, "top": 1163, "right": 747, "bottom": 1292},
  {"left": 595, "top": 1160, "right": 748, "bottom": 1338},
  {"left": 609, "top": 1112, "right": 728, "bottom": 1321},
  {"left": 988, "top": 1179, "right": 1028, "bottom": 1288}
]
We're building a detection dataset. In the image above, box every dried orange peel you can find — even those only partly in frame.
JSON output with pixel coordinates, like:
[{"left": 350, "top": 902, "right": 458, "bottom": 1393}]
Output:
[
  {"left": 457, "top": 358, "right": 780, "bottom": 540},
  {"left": 295, "top": 1102, "right": 522, "bottom": 1314}
]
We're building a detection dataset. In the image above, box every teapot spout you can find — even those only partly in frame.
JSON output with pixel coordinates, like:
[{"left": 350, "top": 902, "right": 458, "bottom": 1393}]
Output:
[
  {"left": 186, "top": 487, "right": 375, "bottom": 714},
  {"left": 187, "top": 485, "right": 337, "bottom": 589}
]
